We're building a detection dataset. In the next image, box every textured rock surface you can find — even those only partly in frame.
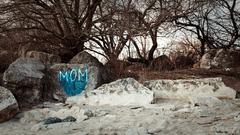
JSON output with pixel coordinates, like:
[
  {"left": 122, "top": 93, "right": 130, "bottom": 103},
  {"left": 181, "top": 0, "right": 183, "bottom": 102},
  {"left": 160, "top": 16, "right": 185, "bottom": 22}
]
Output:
[
  {"left": 67, "top": 78, "right": 154, "bottom": 106},
  {"left": 47, "top": 64, "right": 105, "bottom": 102},
  {"left": 211, "top": 49, "right": 240, "bottom": 68},
  {"left": 3, "top": 58, "right": 45, "bottom": 107},
  {"left": 26, "top": 51, "right": 61, "bottom": 65},
  {"left": 69, "top": 51, "right": 103, "bottom": 67},
  {"left": 200, "top": 52, "right": 214, "bottom": 69},
  {"left": 0, "top": 86, "right": 19, "bottom": 123},
  {"left": 200, "top": 49, "right": 240, "bottom": 69},
  {"left": 144, "top": 77, "right": 236, "bottom": 100}
]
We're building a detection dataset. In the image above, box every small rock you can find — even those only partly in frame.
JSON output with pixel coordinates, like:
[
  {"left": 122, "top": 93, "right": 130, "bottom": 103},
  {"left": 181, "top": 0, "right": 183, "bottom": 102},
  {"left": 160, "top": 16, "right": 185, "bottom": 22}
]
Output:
[
  {"left": 62, "top": 116, "right": 76, "bottom": 122},
  {"left": 43, "top": 117, "right": 62, "bottom": 125},
  {"left": 84, "top": 110, "right": 94, "bottom": 118},
  {"left": 234, "top": 113, "right": 240, "bottom": 122}
]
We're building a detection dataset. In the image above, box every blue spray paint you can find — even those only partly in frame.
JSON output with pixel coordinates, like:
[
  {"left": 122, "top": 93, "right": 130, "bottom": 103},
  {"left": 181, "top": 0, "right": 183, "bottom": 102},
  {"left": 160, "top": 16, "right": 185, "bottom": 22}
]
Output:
[{"left": 58, "top": 66, "right": 88, "bottom": 96}]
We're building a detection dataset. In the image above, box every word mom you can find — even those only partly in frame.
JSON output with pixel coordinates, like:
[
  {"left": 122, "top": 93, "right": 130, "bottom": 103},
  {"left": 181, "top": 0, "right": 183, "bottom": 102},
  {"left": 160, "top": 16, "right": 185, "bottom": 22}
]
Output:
[{"left": 58, "top": 67, "right": 88, "bottom": 96}]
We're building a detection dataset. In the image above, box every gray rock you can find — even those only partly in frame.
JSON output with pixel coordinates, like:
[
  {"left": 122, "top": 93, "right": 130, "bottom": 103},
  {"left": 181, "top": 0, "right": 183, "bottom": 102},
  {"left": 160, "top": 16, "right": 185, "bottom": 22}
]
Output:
[
  {"left": 200, "top": 52, "right": 215, "bottom": 69},
  {"left": 84, "top": 110, "right": 94, "bottom": 118},
  {"left": 200, "top": 49, "right": 240, "bottom": 69},
  {"left": 43, "top": 117, "right": 62, "bottom": 125},
  {"left": 211, "top": 49, "right": 240, "bottom": 68},
  {"left": 0, "top": 86, "right": 19, "bottom": 123},
  {"left": 3, "top": 58, "right": 45, "bottom": 107},
  {"left": 46, "top": 64, "right": 105, "bottom": 101},
  {"left": 234, "top": 113, "right": 240, "bottom": 122},
  {"left": 62, "top": 116, "right": 76, "bottom": 122},
  {"left": 69, "top": 51, "right": 103, "bottom": 67},
  {"left": 26, "top": 51, "right": 61, "bottom": 65}
]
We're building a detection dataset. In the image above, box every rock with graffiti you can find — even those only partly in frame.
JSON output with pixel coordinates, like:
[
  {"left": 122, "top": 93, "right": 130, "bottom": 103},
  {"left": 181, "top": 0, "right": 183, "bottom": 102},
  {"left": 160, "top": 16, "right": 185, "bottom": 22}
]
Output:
[
  {"left": 58, "top": 66, "right": 88, "bottom": 96},
  {"left": 47, "top": 64, "right": 106, "bottom": 101}
]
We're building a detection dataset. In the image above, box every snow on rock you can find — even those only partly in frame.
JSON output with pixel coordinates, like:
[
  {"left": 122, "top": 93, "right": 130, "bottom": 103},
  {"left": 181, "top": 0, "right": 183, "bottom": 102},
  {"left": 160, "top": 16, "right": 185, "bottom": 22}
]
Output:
[
  {"left": 144, "top": 77, "right": 236, "bottom": 100},
  {"left": 66, "top": 78, "right": 154, "bottom": 106}
]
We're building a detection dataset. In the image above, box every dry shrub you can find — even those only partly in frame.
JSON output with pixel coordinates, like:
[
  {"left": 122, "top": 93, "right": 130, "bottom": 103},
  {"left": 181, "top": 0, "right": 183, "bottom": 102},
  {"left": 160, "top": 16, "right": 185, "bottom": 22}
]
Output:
[
  {"left": 125, "top": 63, "right": 148, "bottom": 71},
  {"left": 174, "top": 55, "right": 195, "bottom": 69},
  {"left": 150, "top": 55, "right": 175, "bottom": 71},
  {"left": 168, "top": 38, "right": 201, "bottom": 69},
  {"left": 104, "top": 59, "right": 139, "bottom": 81}
]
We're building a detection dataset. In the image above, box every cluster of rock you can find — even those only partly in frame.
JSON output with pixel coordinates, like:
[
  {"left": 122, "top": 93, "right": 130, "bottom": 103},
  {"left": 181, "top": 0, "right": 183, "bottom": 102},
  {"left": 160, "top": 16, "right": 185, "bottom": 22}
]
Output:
[
  {"left": 0, "top": 48, "right": 239, "bottom": 127},
  {"left": 0, "top": 50, "right": 108, "bottom": 123},
  {"left": 67, "top": 77, "right": 236, "bottom": 107}
]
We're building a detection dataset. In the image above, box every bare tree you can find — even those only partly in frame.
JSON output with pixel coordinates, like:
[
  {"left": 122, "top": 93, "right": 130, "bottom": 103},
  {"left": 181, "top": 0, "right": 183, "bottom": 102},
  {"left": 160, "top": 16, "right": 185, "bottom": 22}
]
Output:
[
  {"left": 174, "top": 0, "right": 240, "bottom": 57},
  {"left": 0, "top": 0, "right": 102, "bottom": 62},
  {"left": 125, "top": 0, "right": 190, "bottom": 65},
  {"left": 86, "top": 0, "right": 134, "bottom": 62}
]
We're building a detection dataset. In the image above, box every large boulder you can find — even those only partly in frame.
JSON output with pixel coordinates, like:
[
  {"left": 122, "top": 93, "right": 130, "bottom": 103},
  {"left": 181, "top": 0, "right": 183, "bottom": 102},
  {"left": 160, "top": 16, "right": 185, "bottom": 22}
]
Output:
[
  {"left": 69, "top": 51, "right": 109, "bottom": 83},
  {"left": 144, "top": 78, "right": 236, "bottom": 100},
  {"left": 3, "top": 58, "right": 45, "bottom": 107},
  {"left": 69, "top": 51, "right": 103, "bottom": 67},
  {"left": 200, "top": 50, "right": 216, "bottom": 69},
  {"left": 211, "top": 49, "right": 240, "bottom": 68},
  {"left": 150, "top": 55, "right": 175, "bottom": 71},
  {"left": 67, "top": 78, "right": 154, "bottom": 106},
  {"left": 0, "top": 86, "right": 19, "bottom": 123},
  {"left": 26, "top": 51, "right": 61, "bottom": 65},
  {"left": 200, "top": 49, "right": 240, "bottom": 69},
  {"left": 46, "top": 64, "right": 106, "bottom": 102}
]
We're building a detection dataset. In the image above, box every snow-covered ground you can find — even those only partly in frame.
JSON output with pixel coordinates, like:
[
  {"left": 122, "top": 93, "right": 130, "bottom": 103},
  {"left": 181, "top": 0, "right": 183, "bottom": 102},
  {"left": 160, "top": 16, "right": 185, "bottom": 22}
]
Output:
[{"left": 1, "top": 98, "right": 240, "bottom": 135}]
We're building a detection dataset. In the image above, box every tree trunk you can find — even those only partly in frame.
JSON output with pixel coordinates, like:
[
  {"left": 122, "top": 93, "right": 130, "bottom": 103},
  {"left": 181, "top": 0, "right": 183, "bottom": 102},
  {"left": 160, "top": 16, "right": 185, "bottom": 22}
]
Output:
[{"left": 59, "top": 38, "right": 85, "bottom": 63}]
